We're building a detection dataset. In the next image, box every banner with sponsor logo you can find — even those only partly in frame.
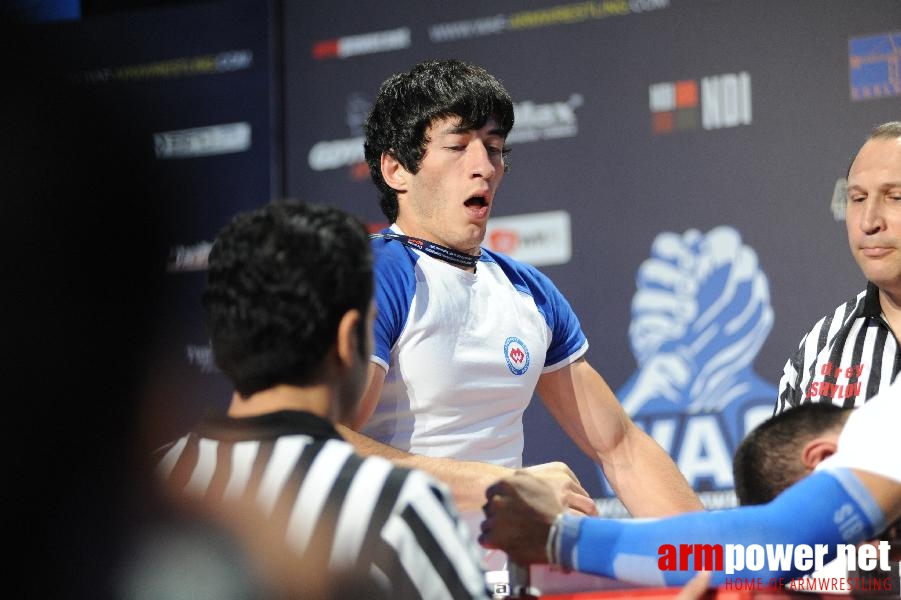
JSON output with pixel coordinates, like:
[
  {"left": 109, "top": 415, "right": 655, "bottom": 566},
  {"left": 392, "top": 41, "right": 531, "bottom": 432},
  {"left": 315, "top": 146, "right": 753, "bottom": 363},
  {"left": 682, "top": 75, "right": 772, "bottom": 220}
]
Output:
[
  {"left": 32, "top": 0, "right": 279, "bottom": 439},
  {"left": 282, "top": 0, "right": 900, "bottom": 506}
]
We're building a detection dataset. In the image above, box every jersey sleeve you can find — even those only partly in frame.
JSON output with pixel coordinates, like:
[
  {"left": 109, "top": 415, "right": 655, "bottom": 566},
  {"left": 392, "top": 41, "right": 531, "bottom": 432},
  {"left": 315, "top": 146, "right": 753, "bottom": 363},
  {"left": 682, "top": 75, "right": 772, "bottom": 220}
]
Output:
[
  {"left": 488, "top": 251, "right": 588, "bottom": 371},
  {"left": 371, "top": 237, "right": 416, "bottom": 371},
  {"left": 534, "top": 269, "right": 589, "bottom": 371}
]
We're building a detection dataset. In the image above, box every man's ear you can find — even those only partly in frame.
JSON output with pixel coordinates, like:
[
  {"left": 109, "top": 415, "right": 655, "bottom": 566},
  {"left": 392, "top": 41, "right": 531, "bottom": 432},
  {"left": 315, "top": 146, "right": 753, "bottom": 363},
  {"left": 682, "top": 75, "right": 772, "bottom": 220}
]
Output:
[
  {"left": 801, "top": 438, "right": 839, "bottom": 470},
  {"left": 380, "top": 152, "right": 409, "bottom": 192},
  {"left": 336, "top": 308, "right": 362, "bottom": 370}
]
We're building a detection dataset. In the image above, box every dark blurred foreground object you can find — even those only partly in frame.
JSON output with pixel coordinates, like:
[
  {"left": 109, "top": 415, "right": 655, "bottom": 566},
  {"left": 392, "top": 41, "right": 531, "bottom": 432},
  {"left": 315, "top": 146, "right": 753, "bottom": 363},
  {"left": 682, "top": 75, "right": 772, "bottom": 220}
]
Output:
[{"left": 0, "top": 11, "right": 168, "bottom": 598}]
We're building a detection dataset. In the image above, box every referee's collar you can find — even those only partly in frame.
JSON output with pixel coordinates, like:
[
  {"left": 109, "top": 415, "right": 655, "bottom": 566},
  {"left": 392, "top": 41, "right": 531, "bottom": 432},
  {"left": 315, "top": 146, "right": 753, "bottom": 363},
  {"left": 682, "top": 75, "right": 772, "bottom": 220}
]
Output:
[
  {"left": 862, "top": 281, "right": 883, "bottom": 318},
  {"left": 196, "top": 409, "right": 343, "bottom": 443}
]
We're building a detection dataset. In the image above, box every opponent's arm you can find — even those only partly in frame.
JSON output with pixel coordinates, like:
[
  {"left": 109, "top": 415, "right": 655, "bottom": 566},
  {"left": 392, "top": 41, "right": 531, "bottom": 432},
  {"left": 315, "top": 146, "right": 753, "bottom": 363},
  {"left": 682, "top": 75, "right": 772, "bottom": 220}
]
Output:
[
  {"left": 480, "top": 468, "right": 897, "bottom": 587},
  {"left": 536, "top": 358, "right": 703, "bottom": 516}
]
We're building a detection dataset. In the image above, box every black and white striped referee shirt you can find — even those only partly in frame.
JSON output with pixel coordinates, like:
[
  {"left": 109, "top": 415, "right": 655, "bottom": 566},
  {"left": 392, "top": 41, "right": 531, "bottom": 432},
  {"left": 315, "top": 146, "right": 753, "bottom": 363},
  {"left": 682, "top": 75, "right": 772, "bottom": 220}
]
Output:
[
  {"left": 157, "top": 410, "right": 490, "bottom": 600},
  {"left": 776, "top": 282, "right": 901, "bottom": 414}
]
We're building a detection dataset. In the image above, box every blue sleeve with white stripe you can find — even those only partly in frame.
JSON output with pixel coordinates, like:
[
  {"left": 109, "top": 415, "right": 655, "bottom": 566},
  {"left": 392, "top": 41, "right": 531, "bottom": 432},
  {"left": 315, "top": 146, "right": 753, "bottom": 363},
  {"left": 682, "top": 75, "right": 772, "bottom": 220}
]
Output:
[{"left": 560, "top": 469, "right": 886, "bottom": 586}]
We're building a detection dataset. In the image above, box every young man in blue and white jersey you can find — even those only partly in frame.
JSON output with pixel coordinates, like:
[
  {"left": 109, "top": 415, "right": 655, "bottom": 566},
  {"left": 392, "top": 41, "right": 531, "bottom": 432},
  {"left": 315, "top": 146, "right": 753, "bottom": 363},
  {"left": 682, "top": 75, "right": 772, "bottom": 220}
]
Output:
[{"left": 336, "top": 59, "right": 702, "bottom": 542}]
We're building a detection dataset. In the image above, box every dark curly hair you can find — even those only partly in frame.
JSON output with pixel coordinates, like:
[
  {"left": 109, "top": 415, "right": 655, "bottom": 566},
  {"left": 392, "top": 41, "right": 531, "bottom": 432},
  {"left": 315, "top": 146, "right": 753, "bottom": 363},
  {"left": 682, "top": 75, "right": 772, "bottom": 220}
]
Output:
[
  {"left": 202, "top": 200, "right": 372, "bottom": 397},
  {"left": 363, "top": 59, "right": 514, "bottom": 222}
]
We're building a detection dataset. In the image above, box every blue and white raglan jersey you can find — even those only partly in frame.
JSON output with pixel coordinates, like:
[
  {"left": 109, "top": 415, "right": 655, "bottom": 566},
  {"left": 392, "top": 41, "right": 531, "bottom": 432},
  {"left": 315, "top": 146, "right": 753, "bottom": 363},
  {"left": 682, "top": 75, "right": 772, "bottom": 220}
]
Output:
[{"left": 362, "top": 226, "right": 588, "bottom": 468}]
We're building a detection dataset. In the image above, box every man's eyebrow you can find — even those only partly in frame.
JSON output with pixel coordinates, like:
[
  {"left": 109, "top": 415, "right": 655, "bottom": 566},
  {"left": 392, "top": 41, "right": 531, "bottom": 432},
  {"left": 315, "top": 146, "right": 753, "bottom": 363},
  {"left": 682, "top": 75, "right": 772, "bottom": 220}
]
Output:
[
  {"left": 847, "top": 181, "right": 901, "bottom": 189},
  {"left": 443, "top": 123, "right": 506, "bottom": 137}
]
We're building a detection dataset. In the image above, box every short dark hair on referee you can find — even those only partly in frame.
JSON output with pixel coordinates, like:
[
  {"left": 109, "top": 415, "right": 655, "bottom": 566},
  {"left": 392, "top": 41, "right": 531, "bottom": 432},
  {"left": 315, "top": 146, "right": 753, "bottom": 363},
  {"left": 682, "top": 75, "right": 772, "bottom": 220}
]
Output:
[
  {"left": 203, "top": 200, "right": 373, "bottom": 397},
  {"left": 732, "top": 402, "right": 851, "bottom": 506}
]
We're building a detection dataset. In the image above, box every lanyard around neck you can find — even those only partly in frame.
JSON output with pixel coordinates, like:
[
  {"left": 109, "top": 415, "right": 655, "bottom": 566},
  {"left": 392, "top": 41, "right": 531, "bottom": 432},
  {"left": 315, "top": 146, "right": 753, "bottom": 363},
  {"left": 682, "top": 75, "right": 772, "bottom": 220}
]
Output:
[{"left": 371, "top": 232, "right": 480, "bottom": 269}]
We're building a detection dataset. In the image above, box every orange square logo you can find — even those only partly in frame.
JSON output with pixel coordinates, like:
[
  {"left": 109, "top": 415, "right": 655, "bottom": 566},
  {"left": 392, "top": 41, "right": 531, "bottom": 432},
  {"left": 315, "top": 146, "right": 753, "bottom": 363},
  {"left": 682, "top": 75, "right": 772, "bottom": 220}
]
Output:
[{"left": 675, "top": 80, "right": 698, "bottom": 108}]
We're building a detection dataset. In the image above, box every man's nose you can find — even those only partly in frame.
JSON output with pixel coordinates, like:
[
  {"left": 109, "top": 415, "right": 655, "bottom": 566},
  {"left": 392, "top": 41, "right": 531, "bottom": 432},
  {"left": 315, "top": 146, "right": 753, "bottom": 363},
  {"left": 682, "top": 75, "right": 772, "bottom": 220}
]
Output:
[
  {"left": 860, "top": 199, "right": 886, "bottom": 234},
  {"left": 468, "top": 142, "right": 497, "bottom": 179}
]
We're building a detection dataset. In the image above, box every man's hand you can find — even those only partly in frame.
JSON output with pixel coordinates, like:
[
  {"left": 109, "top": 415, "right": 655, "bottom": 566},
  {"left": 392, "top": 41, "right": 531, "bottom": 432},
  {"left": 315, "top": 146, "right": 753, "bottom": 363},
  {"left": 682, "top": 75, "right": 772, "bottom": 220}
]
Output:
[
  {"left": 479, "top": 471, "right": 566, "bottom": 564},
  {"left": 519, "top": 461, "right": 598, "bottom": 516}
]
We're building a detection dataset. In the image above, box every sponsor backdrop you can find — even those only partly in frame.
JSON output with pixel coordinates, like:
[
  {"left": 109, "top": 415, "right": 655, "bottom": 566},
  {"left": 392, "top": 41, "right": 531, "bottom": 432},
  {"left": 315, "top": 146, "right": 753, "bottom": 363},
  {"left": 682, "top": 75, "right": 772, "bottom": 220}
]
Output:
[
  {"left": 35, "top": 1, "right": 899, "bottom": 508},
  {"left": 282, "top": 0, "right": 901, "bottom": 509},
  {"left": 30, "top": 0, "right": 280, "bottom": 440}
]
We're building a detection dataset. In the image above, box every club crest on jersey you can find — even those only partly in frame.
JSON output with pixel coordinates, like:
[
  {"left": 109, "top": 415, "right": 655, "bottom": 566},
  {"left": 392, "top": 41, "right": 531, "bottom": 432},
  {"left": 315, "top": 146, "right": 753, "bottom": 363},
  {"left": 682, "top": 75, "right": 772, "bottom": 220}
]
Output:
[{"left": 504, "top": 336, "right": 530, "bottom": 376}]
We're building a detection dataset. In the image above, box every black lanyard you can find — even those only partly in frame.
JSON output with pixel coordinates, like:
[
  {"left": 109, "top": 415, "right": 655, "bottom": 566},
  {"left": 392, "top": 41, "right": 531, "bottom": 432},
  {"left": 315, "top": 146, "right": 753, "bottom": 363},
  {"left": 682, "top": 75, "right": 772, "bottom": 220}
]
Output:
[{"left": 371, "top": 232, "right": 480, "bottom": 269}]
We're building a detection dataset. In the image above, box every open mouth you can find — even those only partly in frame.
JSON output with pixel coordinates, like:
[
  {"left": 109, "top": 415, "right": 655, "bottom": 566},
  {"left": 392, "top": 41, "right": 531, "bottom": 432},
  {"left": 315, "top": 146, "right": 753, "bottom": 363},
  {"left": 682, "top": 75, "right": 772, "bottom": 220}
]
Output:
[{"left": 464, "top": 196, "right": 488, "bottom": 208}]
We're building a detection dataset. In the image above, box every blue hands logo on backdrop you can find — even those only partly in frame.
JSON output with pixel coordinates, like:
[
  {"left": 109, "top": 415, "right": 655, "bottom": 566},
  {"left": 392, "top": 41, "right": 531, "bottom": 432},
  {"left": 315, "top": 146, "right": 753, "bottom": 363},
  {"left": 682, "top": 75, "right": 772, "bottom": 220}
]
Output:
[{"left": 600, "top": 227, "right": 777, "bottom": 499}]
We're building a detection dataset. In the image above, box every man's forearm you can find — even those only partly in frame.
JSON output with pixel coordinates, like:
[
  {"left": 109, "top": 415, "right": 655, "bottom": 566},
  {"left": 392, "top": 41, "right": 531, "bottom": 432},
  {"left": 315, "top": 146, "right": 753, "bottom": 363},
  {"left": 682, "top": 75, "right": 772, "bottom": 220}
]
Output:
[
  {"left": 601, "top": 424, "right": 703, "bottom": 516},
  {"left": 336, "top": 423, "right": 510, "bottom": 511}
]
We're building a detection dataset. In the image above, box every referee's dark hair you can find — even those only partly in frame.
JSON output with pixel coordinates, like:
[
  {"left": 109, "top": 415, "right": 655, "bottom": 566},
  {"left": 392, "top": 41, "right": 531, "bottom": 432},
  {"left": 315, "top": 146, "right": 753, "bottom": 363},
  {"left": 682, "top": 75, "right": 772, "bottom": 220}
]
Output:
[
  {"left": 733, "top": 402, "right": 852, "bottom": 506},
  {"left": 203, "top": 200, "right": 373, "bottom": 399},
  {"left": 363, "top": 59, "right": 515, "bottom": 223}
]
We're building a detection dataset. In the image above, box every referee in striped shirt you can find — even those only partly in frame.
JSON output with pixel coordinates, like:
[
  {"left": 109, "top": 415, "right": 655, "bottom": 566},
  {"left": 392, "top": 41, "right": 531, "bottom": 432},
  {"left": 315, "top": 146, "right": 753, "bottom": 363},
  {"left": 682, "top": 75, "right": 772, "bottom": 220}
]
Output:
[
  {"left": 777, "top": 122, "right": 901, "bottom": 414},
  {"left": 157, "top": 200, "right": 490, "bottom": 600}
]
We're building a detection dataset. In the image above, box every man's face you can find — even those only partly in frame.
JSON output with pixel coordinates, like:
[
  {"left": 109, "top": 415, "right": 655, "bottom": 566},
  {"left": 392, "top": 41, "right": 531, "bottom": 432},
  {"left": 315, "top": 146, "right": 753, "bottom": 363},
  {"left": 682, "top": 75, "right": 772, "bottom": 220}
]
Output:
[
  {"left": 846, "top": 136, "right": 901, "bottom": 297},
  {"left": 393, "top": 115, "right": 507, "bottom": 255}
]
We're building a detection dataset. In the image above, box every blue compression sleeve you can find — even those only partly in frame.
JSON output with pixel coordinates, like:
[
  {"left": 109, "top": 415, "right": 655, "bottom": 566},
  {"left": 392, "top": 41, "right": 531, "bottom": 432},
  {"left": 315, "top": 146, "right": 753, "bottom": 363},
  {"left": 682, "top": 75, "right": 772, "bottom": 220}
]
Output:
[{"left": 560, "top": 469, "right": 886, "bottom": 586}]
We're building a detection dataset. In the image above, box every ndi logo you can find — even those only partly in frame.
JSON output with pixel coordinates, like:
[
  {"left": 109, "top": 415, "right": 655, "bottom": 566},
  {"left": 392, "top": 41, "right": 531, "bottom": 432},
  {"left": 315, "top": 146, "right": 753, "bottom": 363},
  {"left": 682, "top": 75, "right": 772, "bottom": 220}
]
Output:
[{"left": 649, "top": 72, "right": 751, "bottom": 134}]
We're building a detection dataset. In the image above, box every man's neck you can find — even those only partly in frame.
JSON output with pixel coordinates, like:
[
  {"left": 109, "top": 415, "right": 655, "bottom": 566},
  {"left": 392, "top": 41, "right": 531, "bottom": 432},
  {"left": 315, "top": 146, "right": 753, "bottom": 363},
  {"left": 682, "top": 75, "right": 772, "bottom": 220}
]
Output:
[
  {"left": 227, "top": 384, "right": 334, "bottom": 420},
  {"left": 389, "top": 222, "right": 479, "bottom": 272}
]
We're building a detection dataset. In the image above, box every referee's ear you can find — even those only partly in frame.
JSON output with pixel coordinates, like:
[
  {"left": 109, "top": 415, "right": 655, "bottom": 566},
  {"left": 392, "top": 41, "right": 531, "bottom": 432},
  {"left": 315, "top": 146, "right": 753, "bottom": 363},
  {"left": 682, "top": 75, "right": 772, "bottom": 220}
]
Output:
[{"left": 335, "top": 308, "right": 363, "bottom": 372}]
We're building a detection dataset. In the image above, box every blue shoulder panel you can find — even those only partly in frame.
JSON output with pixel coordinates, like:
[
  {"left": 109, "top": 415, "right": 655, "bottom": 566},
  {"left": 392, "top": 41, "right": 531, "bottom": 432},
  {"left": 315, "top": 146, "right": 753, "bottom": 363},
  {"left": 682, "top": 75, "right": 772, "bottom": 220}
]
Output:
[
  {"left": 481, "top": 248, "right": 587, "bottom": 367},
  {"left": 371, "top": 231, "right": 418, "bottom": 364}
]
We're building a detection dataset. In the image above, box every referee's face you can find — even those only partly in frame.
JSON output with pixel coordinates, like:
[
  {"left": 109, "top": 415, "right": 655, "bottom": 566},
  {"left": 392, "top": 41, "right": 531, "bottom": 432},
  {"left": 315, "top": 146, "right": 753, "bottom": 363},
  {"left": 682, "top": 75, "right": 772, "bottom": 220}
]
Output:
[{"left": 846, "top": 136, "right": 901, "bottom": 297}]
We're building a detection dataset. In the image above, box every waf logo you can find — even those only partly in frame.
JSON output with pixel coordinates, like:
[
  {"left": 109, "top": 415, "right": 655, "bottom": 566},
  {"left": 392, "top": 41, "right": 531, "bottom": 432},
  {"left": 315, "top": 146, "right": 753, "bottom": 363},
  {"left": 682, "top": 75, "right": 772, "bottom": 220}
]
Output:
[{"left": 504, "top": 337, "right": 530, "bottom": 376}]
